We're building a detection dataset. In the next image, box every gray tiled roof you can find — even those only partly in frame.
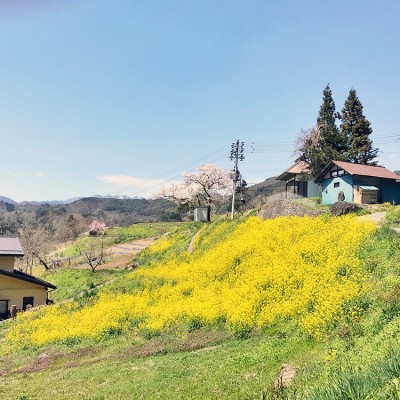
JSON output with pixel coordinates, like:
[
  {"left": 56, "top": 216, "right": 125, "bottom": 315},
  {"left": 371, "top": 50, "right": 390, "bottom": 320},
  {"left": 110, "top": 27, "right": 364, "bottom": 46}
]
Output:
[{"left": 0, "top": 237, "right": 24, "bottom": 256}]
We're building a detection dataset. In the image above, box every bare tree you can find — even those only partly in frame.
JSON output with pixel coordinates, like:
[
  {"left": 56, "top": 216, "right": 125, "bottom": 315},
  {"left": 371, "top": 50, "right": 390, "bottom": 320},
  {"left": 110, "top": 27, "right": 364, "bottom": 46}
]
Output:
[
  {"left": 18, "top": 224, "right": 54, "bottom": 272},
  {"left": 54, "top": 214, "right": 87, "bottom": 243},
  {"left": 79, "top": 237, "right": 106, "bottom": 272},
  {"left": 14, "top": 252, "right": 34, "bottom": 274}
]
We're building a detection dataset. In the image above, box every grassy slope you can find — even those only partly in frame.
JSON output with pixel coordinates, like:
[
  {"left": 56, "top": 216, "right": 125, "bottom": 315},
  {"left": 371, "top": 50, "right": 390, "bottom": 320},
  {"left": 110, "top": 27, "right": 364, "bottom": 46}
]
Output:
[
  {"left": 40, "top": 222, "right": 197, "bottom": 303},
  {"left": 0, "top": 327, "right": 322, "bottom": 400},
  {"left": 59, "top": 222, "right": 189, "bottom": 257},
  {"left": 42, "top": 269, "right": 123, "bottom": 303},
  {"left": 288, "top": 224, "right": 400, "bottom": 399},
  {"left": 3, "top": 216, "right": 400, "bottom": 399}
]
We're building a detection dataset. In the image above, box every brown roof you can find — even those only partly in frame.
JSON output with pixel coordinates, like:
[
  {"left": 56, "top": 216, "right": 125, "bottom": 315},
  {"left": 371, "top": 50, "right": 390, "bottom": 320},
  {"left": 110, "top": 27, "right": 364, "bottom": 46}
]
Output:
[
  {"left": 0, "top": 237, "right": 24, "bottom": 256},
  {"left": 276, "top": 160, "right": 311, "bottom": 181},
  {"left": 316, "top": 160, "right": 400, "bottom": 182}
]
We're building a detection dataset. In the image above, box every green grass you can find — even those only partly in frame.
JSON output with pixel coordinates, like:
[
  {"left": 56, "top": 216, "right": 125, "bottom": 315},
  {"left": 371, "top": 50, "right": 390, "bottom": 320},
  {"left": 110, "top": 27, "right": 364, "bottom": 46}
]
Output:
[
  {"left": 134, "top": 221, "right": 203, "bottom": 266},
  {"left": 58, "top": 222, "right": 188, "bottom": 257},
  {"left": 4, "top": 219, "right": 400, "bottom": 398},
  {"left": 106, "top": 222, "right": 185, "bottom": 242},
  {"left": 40, "top": 221, "right": 204, "bottom": 303},
  {"left": 277, "top": 225, "right": 400, "bottom": 399},
  {"left": 298, "top": 348, "right": 400, "bottom": 400},
  {"left": 41, "top": 268, "right": 124, "bottom": 302},
  {"left": 0, "top": 325, "right": 321, "bottom": 400},
  {"left": 385, "top": 205, "right": 400, "bottom": 226},
  {"left": 58, "top": 236, "right": 114, "bottom": 258}
]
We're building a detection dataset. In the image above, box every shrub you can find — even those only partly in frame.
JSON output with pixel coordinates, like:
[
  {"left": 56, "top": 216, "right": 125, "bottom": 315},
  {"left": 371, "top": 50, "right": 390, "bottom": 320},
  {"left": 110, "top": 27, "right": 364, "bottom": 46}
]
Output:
[{"left": 386, "top": 206, "right": 400, "bottom": 225}]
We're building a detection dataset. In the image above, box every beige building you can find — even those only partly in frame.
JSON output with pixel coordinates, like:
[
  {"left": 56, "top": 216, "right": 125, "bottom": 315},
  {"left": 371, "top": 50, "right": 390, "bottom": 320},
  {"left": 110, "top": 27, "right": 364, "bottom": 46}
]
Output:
[{"left": 0, "top": 237, "right": 56, "bottom": 319}]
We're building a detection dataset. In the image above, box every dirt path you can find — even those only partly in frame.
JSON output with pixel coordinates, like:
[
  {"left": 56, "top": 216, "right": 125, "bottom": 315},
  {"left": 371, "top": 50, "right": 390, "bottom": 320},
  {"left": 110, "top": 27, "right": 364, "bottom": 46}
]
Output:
[
  {"left": 108, "top": 238, "right": 155, "bottom": 256},
  {"left": 187, "top": 229, "right": 202, "bottom": 254},
  {"left": 357, "top": 211, "right": 386, "bottom": 225},
  {"left": 96, "top": 238, "right": 155, "bottom": 270},
  {"left": 60, "top": 238, "right": 156, "bottom": 303}
]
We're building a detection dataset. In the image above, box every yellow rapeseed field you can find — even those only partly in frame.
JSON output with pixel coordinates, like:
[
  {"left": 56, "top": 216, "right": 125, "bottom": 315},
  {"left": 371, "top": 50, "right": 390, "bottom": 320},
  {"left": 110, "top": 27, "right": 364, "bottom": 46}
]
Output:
[{"left": 6, "top": 215, "right": 376, "bottom": 346}]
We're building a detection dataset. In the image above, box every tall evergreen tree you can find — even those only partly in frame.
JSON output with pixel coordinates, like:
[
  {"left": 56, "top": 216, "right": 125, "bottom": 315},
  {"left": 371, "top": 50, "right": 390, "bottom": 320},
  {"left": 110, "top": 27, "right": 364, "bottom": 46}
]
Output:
[
  {"left": 298, "top": 84, "right": 347, "bottom": 177},
  {"left": 317, "top": 84, "right": 348, "bottom": 162},
  {"left": 317, "top": 83, "right": 337, "bottom": 128},
  {"left": 340, "top": 89, "right": 379, "bottom": 164}
]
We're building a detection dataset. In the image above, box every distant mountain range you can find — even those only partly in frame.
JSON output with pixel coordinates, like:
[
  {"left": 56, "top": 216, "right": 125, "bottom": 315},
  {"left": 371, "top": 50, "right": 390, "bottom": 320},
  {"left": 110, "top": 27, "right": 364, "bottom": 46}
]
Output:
[
  {"left": 0, "top": 177, "right": 286, "bottom": 223},
  {"left": 0, "top": 178, "right": 287, "bottom": 239},
  {"left": 0, "top": 196, "right": 17, "bottom": 204},
  {"left": 0, "top": 195, "right": 143, "bottom": 206}
]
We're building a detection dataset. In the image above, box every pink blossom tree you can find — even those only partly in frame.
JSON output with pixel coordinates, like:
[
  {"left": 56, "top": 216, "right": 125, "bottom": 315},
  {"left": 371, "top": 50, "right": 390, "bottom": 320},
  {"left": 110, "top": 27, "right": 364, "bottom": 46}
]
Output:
[{"left": 89, "top": 220, "right": 106, "bottom": 236}]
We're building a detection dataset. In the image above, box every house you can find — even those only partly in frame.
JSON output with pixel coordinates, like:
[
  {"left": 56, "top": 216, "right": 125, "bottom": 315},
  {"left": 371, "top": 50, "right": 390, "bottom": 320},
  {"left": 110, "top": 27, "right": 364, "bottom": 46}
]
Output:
[
  {"left": 0, "top": 237, "right": 56, "bottom": 319},
  {"left": 276, "top": 160, "right": 321, "bottom": 198},
  {"left": 315, "top": 160, "right": 400, "bottom": 205}
]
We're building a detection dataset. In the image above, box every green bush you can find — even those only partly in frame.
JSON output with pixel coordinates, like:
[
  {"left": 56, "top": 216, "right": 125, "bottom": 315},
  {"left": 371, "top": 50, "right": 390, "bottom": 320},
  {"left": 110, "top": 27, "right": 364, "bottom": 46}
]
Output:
[
  {"left": 386, "top": 206, "right": 400, "bottom": 225},
  {"left": 187, "top": 317, "right": 204, "bottom": 332}
]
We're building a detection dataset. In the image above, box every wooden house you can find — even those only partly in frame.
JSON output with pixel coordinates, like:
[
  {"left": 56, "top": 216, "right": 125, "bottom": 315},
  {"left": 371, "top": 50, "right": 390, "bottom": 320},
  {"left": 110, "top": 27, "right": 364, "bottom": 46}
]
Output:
[
  {"left": 276, "top": 160, "right": 321, "bottom": 198},
  {"left": 315, "top": 160, "right": 400, "bottom": 205},
  {"left": 0, "top": 237, "right": 56, "bottom": 319}
]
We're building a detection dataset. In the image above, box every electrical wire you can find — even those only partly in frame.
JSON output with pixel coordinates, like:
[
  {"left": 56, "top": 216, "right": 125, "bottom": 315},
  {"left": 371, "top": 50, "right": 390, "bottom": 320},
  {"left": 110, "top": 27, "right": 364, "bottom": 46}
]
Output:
[
  {"left": 101, "top": 132, "right": 400, "bottom": 198},
  {"left": 106, "top": 146, "right": 230, "bottom": 198}
]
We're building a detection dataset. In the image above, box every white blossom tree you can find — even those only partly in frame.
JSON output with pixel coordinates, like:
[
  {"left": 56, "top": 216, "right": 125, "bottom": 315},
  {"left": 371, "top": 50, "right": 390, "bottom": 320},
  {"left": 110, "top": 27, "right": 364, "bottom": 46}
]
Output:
[{"left": 158, "top": 164, "right": 233, "bottom": 210}]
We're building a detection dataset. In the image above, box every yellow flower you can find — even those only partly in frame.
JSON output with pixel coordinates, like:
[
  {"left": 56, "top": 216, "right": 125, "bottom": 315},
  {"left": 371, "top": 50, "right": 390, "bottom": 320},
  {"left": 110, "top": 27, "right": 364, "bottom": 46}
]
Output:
[{"left": 6, "top": 215, "right": 376, "bottom": 346}]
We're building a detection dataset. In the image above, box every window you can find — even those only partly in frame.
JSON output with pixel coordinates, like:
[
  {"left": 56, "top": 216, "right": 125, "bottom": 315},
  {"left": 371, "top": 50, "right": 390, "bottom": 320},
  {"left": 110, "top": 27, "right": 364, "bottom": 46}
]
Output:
[
  {"left": 0, "top": 300, "right": 8, "bottom": 314},
  {"left": 331, "top": 167, "right": 346, "bottom": 178},
  {"left": 334, "top": 182, "right": 340, "bottom": 188},
  {"left": 22, "top": 297, "right": 34, "bottom": 311}
]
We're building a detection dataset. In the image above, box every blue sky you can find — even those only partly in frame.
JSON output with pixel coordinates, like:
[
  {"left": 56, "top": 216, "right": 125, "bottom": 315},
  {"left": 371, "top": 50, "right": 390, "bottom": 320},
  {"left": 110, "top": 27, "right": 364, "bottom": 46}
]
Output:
[{"left": 1, "top": 0, "right": 400, "bottom": 201}]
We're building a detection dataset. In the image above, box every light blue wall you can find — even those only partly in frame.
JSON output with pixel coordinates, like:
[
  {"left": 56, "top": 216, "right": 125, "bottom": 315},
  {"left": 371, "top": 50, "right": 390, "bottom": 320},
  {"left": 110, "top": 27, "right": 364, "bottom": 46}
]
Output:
[
  {"left": 307, "top": 181, "right": 321, "bottom": 197},
  {"left": 321, "top": 175, "right": 353, "bottom": 205}
]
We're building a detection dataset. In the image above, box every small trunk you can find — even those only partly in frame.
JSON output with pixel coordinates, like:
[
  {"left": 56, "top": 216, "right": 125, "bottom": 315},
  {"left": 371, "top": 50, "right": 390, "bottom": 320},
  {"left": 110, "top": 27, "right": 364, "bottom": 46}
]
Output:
[{"left": 33, "top": 253, "right": 50, "bottom": 270}]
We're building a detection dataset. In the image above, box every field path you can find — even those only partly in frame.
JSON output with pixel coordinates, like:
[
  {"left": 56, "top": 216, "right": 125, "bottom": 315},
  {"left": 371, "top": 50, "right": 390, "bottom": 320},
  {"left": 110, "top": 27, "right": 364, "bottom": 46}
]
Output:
[
  {"left": 357, "top": 211, "right": 386, "bottom": 225},
  {"left": 96, "top": 238, "right": 155, "bottom": 270},
  {"left": 60, "top": 238, "right": 156, "bottom": 303}
]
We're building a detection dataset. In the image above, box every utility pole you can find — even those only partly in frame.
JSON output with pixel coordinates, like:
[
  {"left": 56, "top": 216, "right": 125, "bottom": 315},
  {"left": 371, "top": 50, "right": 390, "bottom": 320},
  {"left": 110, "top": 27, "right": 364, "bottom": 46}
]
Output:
[{"left": 230, "top": 140, "right": 244, "bottom": 220}]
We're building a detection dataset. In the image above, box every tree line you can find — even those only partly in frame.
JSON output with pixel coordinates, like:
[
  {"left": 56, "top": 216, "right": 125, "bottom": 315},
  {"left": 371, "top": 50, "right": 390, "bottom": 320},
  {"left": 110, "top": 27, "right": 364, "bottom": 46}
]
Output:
[{"left": 296, "top": 84, "right": 379, "bottom": 177}]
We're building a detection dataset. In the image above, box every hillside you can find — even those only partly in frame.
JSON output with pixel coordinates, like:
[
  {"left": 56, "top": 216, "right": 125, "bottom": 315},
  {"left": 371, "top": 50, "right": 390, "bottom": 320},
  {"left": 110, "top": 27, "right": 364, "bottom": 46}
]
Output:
[
  {"left": 0, "top": 196, "right": 17, "bottom": 205},
  {"left": 0, "top": 196, "right": 182, "bottom": 238},
  {"left": 2, "top": 210, "right": 400, "bottom": 398},
  {"left": 0, "top": 176, "right": 286, "bottom": 238},
  {"left": 249, "top": 176, "right": 286, "bottom": 194}
]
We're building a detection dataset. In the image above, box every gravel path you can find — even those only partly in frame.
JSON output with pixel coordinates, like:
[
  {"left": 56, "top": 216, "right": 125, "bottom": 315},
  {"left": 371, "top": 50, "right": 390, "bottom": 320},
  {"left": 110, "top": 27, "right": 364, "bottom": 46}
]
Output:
[{"left": 357, "top": 211, "right": 386, "bottom": 225}]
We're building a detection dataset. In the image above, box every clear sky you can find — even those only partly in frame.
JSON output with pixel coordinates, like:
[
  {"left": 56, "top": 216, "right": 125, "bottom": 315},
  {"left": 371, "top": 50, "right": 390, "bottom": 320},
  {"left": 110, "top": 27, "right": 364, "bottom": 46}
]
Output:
[{"left": 1, "top": 0, "right": 400, "bottom": 201}]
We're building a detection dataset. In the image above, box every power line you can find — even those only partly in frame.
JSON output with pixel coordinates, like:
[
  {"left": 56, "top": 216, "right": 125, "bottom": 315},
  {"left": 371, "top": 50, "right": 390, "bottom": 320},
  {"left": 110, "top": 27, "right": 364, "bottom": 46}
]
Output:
[
  {"left": 100, "top": 131, "right": 400, "bottom": 199},
  {"left": 122, "top": 152, "right": 230, "bottom": 199},
  {"left": 107, "top": 146, "right": 229, "bottom": 198}
]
